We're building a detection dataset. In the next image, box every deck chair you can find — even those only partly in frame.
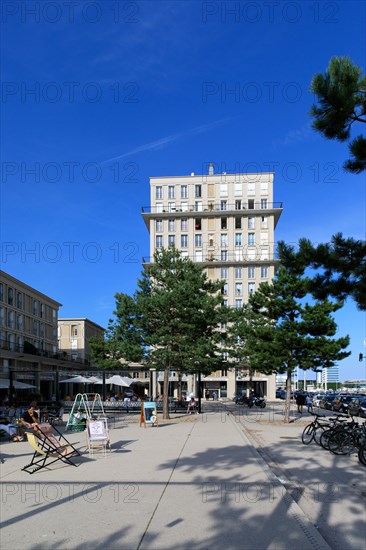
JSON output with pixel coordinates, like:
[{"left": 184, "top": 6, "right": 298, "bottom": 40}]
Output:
[
  {"left": 86, "top": 418, "right": 111, "bottom": 457},
  {"left": 22, "top": 424, "right": 80, "bottom": 474},
  {"left": 49, "top": 407, "right": 64, "bottom": 426}
]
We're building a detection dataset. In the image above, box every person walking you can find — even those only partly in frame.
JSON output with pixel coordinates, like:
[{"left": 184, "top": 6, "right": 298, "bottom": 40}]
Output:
[
  {"left": 296, "top": 391, "right": 306, "bottom": 414},
  {"left": 306, "top": 394, "right": 313, "bottom": 413}
]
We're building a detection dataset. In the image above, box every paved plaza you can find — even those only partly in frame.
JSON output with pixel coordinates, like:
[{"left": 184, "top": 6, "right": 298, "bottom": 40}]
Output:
[{"left": 0, "top": 402, "right": 365, "bottom": 550}]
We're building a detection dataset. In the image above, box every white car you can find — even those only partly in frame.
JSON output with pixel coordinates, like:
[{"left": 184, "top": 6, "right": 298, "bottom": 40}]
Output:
[{"left": 312, "top": 394, "right": 324, "bottom": 407}]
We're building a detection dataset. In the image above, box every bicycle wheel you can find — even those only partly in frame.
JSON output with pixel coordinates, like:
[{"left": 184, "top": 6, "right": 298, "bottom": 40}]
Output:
[
  {"left": 320, "top": 428, "right": 333, "bottom": 450},
  {"left": 313, "top": 426, "right": 325, "bottom": 446},
  {"left": 329, "top": 431, "right": 355, "bottom": 455},
  {"left": 302, "top": 424, "right": 315, "bottom": 445},
  {"left": 358, "top": 444, "right": 366, "bottom": 467}
]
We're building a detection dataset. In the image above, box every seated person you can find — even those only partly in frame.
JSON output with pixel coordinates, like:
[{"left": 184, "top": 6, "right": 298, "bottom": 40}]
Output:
[
  {"left": 186, "top": 397, "right": 197, "bottom": 414},
  {"left": 19, "top": 405, "right": 40, "bottom": 435},
  {"left": 0, "top": 417, "right": 22, "bottom": 441}
]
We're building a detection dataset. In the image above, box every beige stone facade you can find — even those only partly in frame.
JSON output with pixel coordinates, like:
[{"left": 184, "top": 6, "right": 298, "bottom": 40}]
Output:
[
  {"left": 58, "top": 318, "right": 105, "bottom": 363},
  {"left": 142, "top": 167, "right": 283, "bottom": 399}
]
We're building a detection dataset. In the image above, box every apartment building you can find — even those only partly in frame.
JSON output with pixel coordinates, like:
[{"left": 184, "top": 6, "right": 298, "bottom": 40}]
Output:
[
  {"left": 58, "top": 318, "right": 105, "bottom": 363},
  {"left": 142, "top": 165, "right": 283, "bottom": 399}
]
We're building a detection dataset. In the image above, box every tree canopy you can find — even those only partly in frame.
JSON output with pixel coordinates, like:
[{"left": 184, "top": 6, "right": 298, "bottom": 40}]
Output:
[{"left": 310, "top": 56, "right": 366, "bottom": 173}]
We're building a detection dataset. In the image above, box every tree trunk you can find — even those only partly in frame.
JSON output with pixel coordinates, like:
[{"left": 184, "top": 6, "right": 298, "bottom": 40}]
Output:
[
  {"left": 283, "top": 369, "right": 292, "bottom": 423},
  {"left": 162, "top": 366, "right": 170, "bottom": 420},
  {"left": 177, "top": 371, "right": 183, "bottom": 402}
]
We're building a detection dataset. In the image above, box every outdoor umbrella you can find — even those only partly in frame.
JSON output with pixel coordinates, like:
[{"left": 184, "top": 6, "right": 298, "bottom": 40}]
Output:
[
  {"left": 0, "top": 379, "right": 37, "bottom": 389},
  {"left": 87, "top": 376, "right": 103, "bottom": 384},
  {"left": 59, "top": 376, "right": 92, "bottom": 384},
  {"left": 103, "top": 375, "right": 133, "bottom": 387}
]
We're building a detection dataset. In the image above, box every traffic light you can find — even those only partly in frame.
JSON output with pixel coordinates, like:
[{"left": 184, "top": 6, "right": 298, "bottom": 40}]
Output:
[{"left": 359, "top": 353, "right": 364, "bottom": 362}]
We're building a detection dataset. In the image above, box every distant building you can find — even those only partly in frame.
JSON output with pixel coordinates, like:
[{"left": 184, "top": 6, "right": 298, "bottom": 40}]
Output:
[
  {"left": 321, "top": 365, "right": 339, "bottom": 388},
  {"left": 142, "top": 165, "right": 283, "bottom": 399},
  {"left": 58, "top": 318, "right": 105, "bottom": 364}
]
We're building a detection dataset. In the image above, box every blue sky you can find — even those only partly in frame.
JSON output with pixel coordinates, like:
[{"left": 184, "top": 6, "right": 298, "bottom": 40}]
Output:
[{"left": 1, "top": 0, "right": 365, "bottom": 381}]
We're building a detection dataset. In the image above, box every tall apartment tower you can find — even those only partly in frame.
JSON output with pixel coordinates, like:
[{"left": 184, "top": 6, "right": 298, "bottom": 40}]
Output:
[{"left": 142, "top": 166, "right": 283, "bottom": 399}]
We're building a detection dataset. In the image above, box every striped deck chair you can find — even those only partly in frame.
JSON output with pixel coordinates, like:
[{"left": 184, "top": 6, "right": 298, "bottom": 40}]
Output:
[{"left": 22, "top": 424, "right": 80, "bottom": 474}]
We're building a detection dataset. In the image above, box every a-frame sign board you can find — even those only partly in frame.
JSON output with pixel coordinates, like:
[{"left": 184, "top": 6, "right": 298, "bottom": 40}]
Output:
[{"left": 140, "top": 402, "right": 158, "bottom": 428}]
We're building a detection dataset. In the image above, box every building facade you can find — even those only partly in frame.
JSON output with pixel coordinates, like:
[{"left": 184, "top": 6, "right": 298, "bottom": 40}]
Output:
[
  {"left": 142, "top": 166, "right": 283, "bottom": 399},
  {"left": 58, "top": 318, "right": 105, "bottom": 363}
]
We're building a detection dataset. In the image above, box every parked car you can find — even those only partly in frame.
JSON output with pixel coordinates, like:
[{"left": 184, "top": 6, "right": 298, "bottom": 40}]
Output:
[
  {"left": 319, "top": 395, "right": 337, "bottom": 410},
  {"left": 348, "top": 398, "right": 366, "bottom": 418},
  {"left": 332, "top": 395, "right": 355, "bottom": 413},
  {"left": 312, "top": 394, "right": 324, "bottom": 407},
  {"left": 276, "top": 389, "right": 286, "bottom": 399}
]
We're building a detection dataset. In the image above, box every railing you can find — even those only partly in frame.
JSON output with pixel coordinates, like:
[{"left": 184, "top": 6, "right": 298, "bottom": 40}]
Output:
[
  {"left": 142, "top": 250, "right": 280, "bottom": 264},
  {"left": 142, "top": 202, "right": 283, "bottom": 214},
  {"left": 0, "top": 339, "right": 91, "bottom": 365}
]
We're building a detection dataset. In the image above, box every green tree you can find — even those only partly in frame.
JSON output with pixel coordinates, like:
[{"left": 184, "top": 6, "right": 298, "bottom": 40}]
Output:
[
  {"left": 310, "top": 56, "right": 366, "bottom": 173},
  {"left": 278, "top": 237, "right": 366, "bottom": 311},
  {"left": 227, "top": 267, "right": 350, "bottom": 423},
  {"left": 91, "top": 248, "right": 226, "bottom": 419}
]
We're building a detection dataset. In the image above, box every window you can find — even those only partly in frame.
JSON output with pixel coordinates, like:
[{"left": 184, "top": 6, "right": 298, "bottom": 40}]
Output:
[
  {"left": 16, "top": 292, "right": 23, "bottom": 309},
  {"left": 234, "top": 183, "right": 242, "bottom": 196},
  {"left": 223, "top": 299, "right": 228, "bottom": 307},
  {"left": 156, "top": 219, "right": 163, "bottom": 232},
  {"left": 221, "top": 217, "right": 227, "bottom": 230},
  {"left": 155, "top": 186, "right": 163, "bottom": 199},
  {"left": 156, "top": 203, "right": 163, "bottom": 213},
  {"left": 235, "top": 283, "right": 243, "bottom": 296},
  {"left": 0, "top": 308, "right": 4, "bottom": 327},
  {"left": 195, "top": 251, "right": 203, "bottom": 262},
  {"left": 33, "top": 320, "right": 38, "bottom": 336},
  {"left": 235, "top": 233, "right": 242, "bottom": 246},
  {"left": 247, "top": 249, "right": 256, "bottom": 260},
  {"left": 248, "top": 233, "right": 255, "bottom": 245},
  {"left": 168, "top": 202, "right": 176, "bottom": 212},
  {"left": 261, "top": 266, "right": 268, "bottom": 278},
  {"left": 7, "top": 311, "right": 14, "bottom": 329},
  {"left": 261, "top": 216, "right": 268, "bottom": 228},
  {"left": 40, "top": 303, "right": 45, "bottom": 318},
  {"left": 181, "top": 202, "right": 188, "bottom": 212},
  {"left": 220, "top": 322, "right": 227, "bottom": 330},
  {"left": 247, "top": 182, "right": 255, "bottom": 195},
  {"left": 221, "top": 267, "right": 228, "bottom": 279},
  {"left": 195, "top": 201, "right": 202, "bottom": 212},
  {"left": 248, "top": 282, "right": 255, "bottom": 295},
  {"left": 248, "top": 217, "right": 255, "bottom": 229},
  {"left": 33, "top": 300, "right": 39, "bottom": 316},
  {"left": 235, "top": 216, "right": 242, "bottom": 229},
  {"left": 248, "top": 267, "right": 255, "bottom": 279},
  {"left": 181, "top": 218, "right": 188, "bottom": 231},
  {"left": 221, "top": 250, "right": 228, "bottom": 261},
  {"left": 195, "top": 218, "right": 202, "bottom": 230},
  {"left": 40, "top": 323, "right": 45, "bottom": 338},
  {"left": 181, "top": 250, "right": 188, "bottom": 258},
  {"left": 195, "top": 185, "right": 202, "bottom": 198},
  {"left": 235, "top": 299, "right": 242, "bottom": 308},
  {"left": 0, "top": 283, "right": 3, "bottom": 302},
  {"left": 261, "top": 199, "right": 268, "bottom": 209},
  {"left": 17, "top": 314, "right": 23, "bottom": 331},
  {"left": 168, "top": 235, "right": 176, "bottom": 247},
  {"left": 208, "top": 234, "right": 214, "bottom": 247},
  {"left": 168, "top": 219, "right": 175, "bottom": 232},
  {"left": 235, "top": 249, "right": 243, "bottom": 260},
  {"left": 260, "top": 232, "right": 268, "bottom": 245},
  {"left": 220, "top": 183, "right": 228, "bottom": 196},
  {"left": 235, "top": 200, "right": 242, "bottom": 210},
  {"left": 181, "top": 235, "right": 188, "bottom": 248},
  {"left": 71, "top": 325, "right": 78, "bottom": 337},
  {"left": 181, "top": 185, "right": 188, "bottom": 198},
  {"left": 168, "top": 185, "right": 175, "bottom": 199},
  {"left": 8, "top": 288, "right": 14, "bottom": 306},
  {"left": 260, "top": 182, "right": 268, "bottom": 195},
  {"left": 248, "top": 199, "right": 255, "bottom": 209},
  {"left": 156, "top": 235, "right": 163, "bottom": 248},
  {"left": 52, "top": 308, "right": 57, "bottom": 322},
  {"left": 220, "top": 234, "right": 228, "bottom": 247},
  {"left": 9, "top": 334, "right": 15, "bottom": 351},
  {"left": 195, "top": 234, "right": 202, "bottom": 247},
  {"left": 261, "top": 248, "right": 269, "bottom": 260},
  {"left": 222, "top": 283, "right": 228, "bottom": 295},
  {"left": 220, "top": 200, "right": 227, "bottom": 211},
  {"left": 235, "top": 267, "right": 242, "bottom": 279}
]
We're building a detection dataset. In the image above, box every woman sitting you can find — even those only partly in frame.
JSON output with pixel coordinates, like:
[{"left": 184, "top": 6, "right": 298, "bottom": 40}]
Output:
[{"left": 0, "top": 416, "right": 22, "bottom": 441}]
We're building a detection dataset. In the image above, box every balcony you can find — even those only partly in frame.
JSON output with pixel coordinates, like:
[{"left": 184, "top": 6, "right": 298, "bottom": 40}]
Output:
[{"left": 142, "top": 250, "right": 280, "bottom": 267}]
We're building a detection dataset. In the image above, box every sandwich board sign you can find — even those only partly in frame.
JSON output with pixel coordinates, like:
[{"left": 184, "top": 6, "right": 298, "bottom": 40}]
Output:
[{"left": 140, "top": 402, "right": 158, "bottom": 428}]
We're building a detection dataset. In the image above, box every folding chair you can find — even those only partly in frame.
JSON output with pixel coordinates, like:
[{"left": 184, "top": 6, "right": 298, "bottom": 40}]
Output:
[
  {"left": 22, "top": 424, "right": 80, "bottom": 474},
  {"left": 86, "top": 418, "right": 111, "bottom": 457}
]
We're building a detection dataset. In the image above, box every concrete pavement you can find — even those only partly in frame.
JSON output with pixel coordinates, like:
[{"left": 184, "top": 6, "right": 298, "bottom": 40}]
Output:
[{"left": 0, "top": 401, "right": 364, "bottom": 549}]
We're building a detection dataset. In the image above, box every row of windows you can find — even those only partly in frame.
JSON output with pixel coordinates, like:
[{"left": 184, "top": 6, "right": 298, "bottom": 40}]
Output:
[
  {"left": 0, "top": 332, "right": 57, "bottom": 353},
  {"left": 220, "top": 266, "right": 268, "bottom": 278},
  {"left": 155, "top": 215, "right": 268, "bottom": 232},
  {"left": 155, "top": 183, "right": 269, "bottom": 200},
  {"left": 154, "top": 249, "right": 271, "bottom": 262},
  {"left": 154, "top": 199, "right": 269, "bottom": 212},
  {"left": 156, "top": 233, "right": 268, "bottom": 248},
  {"left": 0, "top": 308, "right": 57, "bottom": 339},
  {"left": 0, "top": 283, "right": 57, "bottom": 320}
]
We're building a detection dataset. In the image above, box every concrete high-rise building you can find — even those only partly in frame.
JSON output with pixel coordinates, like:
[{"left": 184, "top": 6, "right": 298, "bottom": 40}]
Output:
[{"left": 142, "top": 166, "right": 283, "bottom": 399}]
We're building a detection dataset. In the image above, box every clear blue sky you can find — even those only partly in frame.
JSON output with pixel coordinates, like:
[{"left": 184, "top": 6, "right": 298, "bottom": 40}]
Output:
[{"left": 1, "top": 1, "right": 365, "bottom": 381}]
